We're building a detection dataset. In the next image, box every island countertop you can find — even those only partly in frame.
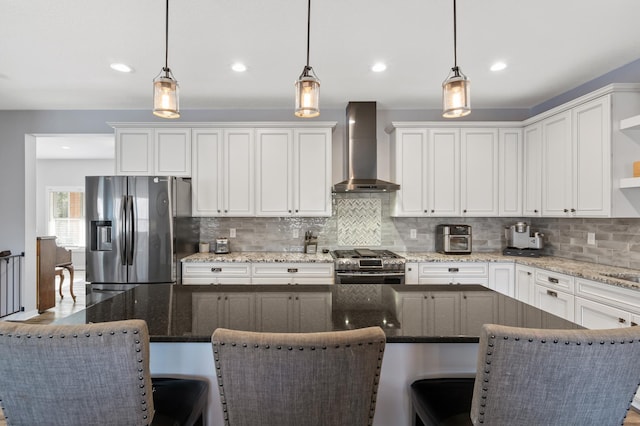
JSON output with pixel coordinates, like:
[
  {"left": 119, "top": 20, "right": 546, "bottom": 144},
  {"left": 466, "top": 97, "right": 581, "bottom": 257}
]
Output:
[{"left": 56, "top": 283, "right": 577, "bottom": 343}]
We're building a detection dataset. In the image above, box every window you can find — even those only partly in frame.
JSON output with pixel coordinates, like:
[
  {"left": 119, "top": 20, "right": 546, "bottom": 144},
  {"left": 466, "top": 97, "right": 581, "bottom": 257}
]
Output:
[{"left": 47, "top": 187, "right": 85, "bottom": 247}]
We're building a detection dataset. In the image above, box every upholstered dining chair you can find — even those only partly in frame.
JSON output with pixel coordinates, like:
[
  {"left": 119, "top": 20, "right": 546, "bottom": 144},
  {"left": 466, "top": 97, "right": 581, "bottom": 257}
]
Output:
[
  {"left": 211, "top": 326, "right": 386, "bottom": 426},
  {"left": 410, "top": 324, "right": 640, "bottom": 426},
  {"left": 0, "top": 319, "right": 208, "bottom": 426}
]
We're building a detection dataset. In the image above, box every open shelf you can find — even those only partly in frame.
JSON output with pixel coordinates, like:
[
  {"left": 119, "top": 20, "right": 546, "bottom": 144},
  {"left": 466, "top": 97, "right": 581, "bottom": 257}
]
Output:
[
  {"left": 620, "top": 115, "right": 640, "bottom": 130},
  {"left": 619, "top": 177, "right": 640, "bottom": 188}
]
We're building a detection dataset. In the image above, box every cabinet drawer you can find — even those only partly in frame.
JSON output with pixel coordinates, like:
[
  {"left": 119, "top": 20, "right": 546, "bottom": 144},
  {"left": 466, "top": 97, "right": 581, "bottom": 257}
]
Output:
[
  {"left": 252, "top": 263, "right": 334, "bottom": 278},
  {"left": 534, "top": 269, "right": 574, "bottom": 292},
  {"left": 183, "top": 263, "right": 251, "bottom": 278},
  {"left": 575, "top": 296, "right": 633, "bottom": 329},
  {"left": 533, "top": 283, "right": 574, "bottom": 321},
  {"left": 418, "top": 262, "right": 488, "bottom": 278},
  {"left": 575, "top": 277, "right": 640, "bottom": 314},
  {"left": 418, "top": 278, "right": 488, "bottom": 286}
]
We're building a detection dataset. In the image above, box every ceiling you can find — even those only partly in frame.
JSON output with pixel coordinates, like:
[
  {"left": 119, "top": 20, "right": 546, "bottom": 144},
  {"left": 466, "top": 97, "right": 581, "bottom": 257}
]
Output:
[{"left": 3, "top": 0, "right": 640, "bottom": 112}]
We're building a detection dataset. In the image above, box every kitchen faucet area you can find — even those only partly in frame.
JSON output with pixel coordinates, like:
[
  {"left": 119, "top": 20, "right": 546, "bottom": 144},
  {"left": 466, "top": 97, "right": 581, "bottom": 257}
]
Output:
[{"left": 5, "top": 2, "right": 640, "bottom": 425}]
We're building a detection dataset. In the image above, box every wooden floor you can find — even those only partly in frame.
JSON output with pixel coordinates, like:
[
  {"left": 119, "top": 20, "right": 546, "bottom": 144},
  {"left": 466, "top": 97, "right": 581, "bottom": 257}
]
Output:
[{"left": 2, "top": 273, "right": 640, "bottom": 425}]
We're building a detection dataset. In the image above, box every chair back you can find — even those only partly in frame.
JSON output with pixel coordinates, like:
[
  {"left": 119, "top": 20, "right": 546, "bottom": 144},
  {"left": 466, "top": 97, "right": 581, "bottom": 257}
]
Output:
[
  {"left": 471, "top": 324, "right": 640, "bottom": 425},
  {"left": 0, "top": 319, "right": 154, "bottom": 426},
  {"left": 212, "top": 326, "right": 386, "bottom": 426}
]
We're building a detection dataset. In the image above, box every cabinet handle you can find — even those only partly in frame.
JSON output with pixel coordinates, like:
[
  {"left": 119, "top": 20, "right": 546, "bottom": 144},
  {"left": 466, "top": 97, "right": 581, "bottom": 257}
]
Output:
[
  {"left": 295, "top": 209, "right": 299, "bottom": 213},
  {"left": 534, "top": 209, "right": 539, "bottom": 213},
  {"left": 463, "top": 209, "right": 467, "bottom": 213},
  {"left": 448, "top": 267, "right": 459, "bottom": 273},
  {"left": 287, "top": 268, "right": 298, "bottom": 273},
  {"left": 548, "top": 277, "right": 559, "bottom": 284},
  {"left": 631, "top": 322, "right": 638, "bottom": 327},
  {"left": 546, "top": 290, "right": 558, "bottom": 298},
  {"left": 527, "top": 272, "right": 532, "bottom": 276},
  {"left": 424, "top": 210, "right": 428, "bottom": 213},
  {"left": 619, "top": 318, "right": 627, "bottom": 324},
  {"left": 431, "top": 209, "right": 435, "bottom": 213},
  {"left": 463, "top": 295, "right": 467, "bottom": 299},
  {"left": 224, "top": 209, "right": 228, "bottom": 213},
  {"left": 570, "top": 208, "right": 576, "bottom": 213},
  {"left": 563, "top": 208, "right": 569, "bottom": 213},
  {"left": 288, "top": 210, "right": 292, "bottom": 213},
  {"left": 408, "top": 267, "right": 412, "bottom": 271},
  {"left": 217, "top": 209, "right": 221, "bottom": 213},
  {"left": 211, "top": 267, "right": 222, "bottom": 273}
]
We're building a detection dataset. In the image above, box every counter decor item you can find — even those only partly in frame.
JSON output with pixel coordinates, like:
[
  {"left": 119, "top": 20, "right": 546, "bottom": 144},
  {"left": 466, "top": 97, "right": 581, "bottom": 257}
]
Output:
[
  {"left": 503, "top": 222, "right": 544, "bottom": 257},
  {"left": 198, "top": 242, "right": 210, "bottom": 253}
]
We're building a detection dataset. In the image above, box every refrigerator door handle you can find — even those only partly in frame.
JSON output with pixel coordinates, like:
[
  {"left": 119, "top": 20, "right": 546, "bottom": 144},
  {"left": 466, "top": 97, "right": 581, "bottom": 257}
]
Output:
[
  {"left": 126, "top": 195, "right": 135, "bottom": 266},
  {"left": 120, "top": 195, "right": 128, "bottom": 265}
]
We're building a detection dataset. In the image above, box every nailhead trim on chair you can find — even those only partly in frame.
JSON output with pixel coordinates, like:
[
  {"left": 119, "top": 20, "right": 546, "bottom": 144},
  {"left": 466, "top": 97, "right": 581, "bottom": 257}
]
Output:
[
  {"left": 475, "top": 333, "right": 639, "bottom": 425},
  {"left": 0, "top": 324, "right": 152, "bottom": 425},
  {"left": 212, "top": 336, "right": 385, "bottom": 426}
]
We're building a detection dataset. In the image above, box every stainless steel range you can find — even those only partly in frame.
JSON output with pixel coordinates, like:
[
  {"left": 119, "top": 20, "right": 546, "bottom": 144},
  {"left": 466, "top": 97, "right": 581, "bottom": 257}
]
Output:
[{"left": 331, "top": 249, "right": 405, "bottom": 284}]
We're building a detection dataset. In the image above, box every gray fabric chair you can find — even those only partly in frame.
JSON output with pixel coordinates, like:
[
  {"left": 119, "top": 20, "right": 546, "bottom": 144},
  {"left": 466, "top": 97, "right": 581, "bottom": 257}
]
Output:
[
  {"left": 411, "top": 324, "right": 640, "bottom": 426},
  {"left": 0, "top": 320, "right": 208, "bottom": 426},
  {"left": 211, "top": 326, "right": 386, "bottom": 426}
]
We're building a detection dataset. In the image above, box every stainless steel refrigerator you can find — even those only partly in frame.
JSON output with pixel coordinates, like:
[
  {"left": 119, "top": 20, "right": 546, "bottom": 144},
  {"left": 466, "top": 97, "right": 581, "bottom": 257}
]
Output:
[{"left": 85, "top": 176, "right": 193, "bottom": 284}]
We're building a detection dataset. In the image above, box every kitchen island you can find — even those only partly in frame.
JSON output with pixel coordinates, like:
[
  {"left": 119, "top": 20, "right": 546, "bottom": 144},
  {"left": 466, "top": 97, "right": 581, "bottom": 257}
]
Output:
[{"left": 57, "top": 283, "right": 577, "bottom": 426}]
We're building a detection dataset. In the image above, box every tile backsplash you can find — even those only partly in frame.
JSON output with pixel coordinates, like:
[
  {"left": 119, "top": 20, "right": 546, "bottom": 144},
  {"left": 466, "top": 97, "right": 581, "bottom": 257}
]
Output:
[{"left": 195, "top": 193, "right": 640, "bottom": 269}]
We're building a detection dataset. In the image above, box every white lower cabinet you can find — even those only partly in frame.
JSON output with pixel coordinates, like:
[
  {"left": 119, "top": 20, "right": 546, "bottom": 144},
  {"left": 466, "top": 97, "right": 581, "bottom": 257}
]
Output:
[
  {"left": 487, "top": 263, "right": 515, "bottom": 297},
  {"left": 251, "top": 263, "right": 334, "bottom": 285},
  {"left": 395, "top": 292, "right": 460, "bottom": 336},
  {"left": 514, "top": 264, "right": 535, "bottom": 304},
  {"left": 461, "top": 291, "right": 498, "bottom": 336},
  {"left": 418, "top": 262, "right": 489, "bottom": 285},
  {"left": 191, "top": 292, "right": 255, "bottom": 335},
  {"left": 255, "top": 292, "right": 331, "bottom": 332},
  {"left": 182, "top": 262, "right": 251, "bottom": 285},
  {"left": 405, "top": 262, "right": 419, "bottom": 285}
]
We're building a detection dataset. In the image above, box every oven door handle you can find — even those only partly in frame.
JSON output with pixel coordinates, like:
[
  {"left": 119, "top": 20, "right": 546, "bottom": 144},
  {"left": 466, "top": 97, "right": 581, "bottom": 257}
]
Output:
[{"left": 336, "top": 272, "right": 405, "bottom": 277}]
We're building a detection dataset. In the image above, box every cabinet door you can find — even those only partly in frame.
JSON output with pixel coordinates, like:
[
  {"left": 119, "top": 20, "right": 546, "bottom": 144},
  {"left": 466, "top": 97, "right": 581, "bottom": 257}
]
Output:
[
  {"left": 294, "top": 128, "right": 332, "bottom": 216},
  {"left": 224, "top": 129, "right": 255, "bottom": 216},
  {"left": 461, "top": 291, "right": 498, "bottom": 335},
  {"left": 460, "top": 129, "right": 499, "bottom": 216},
  {"left": 534, "top": 284, "right": 574, "bottom": 321},
  {"left": 429, "top": 129, "right": 460, "bottom": 216},
  {"left": 428, "top": 292, "right": 460, "bottom": 335},
  {"left": 155, "top": 128, "right": 191, "bottom": 176},
  {"left": 116, "top": 128, "right": 153, "bottom": 175},
  {"left": 542, "top": 111, "right": 573, "bottom": 216},
  {"left": 222, "top": 293, "right": 256, "bottom": 331},
  {"left": 514, "top": 264, "right": 535, "bottom": 305},
  {"left": 256, "top": 293, "right": 293, "bottom": 332},
  {"left": 191, "top": 293, "right": 224, "bottom": 335},
  {"left": 397, "top": 293, "right": 428, "bottom": 336},
  {"left": 523, "top": 123, "right": 542, "bottom": 216},
  {"left": 391, "top": 129, "right": 428, "bottom": 216},
  {"left": 499, "top": 129, "right": 523, "bottom": 216},
  {"left": 573, "top": 95, "right": 611, "bottom": 217},
  {"left": 295, "top": 293, "right": 331, "bottom": 332},
  {"left": 488, "top": 263, "right": 515, "bottom": 297},
  {"left": 575, "top": 296, "right": 630, "bottom": 329},
  {"left": 255, "top": 129, "right": 293, "bottom": 216},
  {"left": 192, "top": 129, "right": 223, "bottom": 216},
  {"left": 405, "top": 262, "right": 419, "bottom": 285}
]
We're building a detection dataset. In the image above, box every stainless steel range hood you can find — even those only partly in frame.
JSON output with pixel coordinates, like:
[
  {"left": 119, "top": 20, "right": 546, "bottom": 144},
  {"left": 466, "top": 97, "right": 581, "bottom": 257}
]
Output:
[{"left": 332, "top": 101, "right": 400, "bottom": 193}]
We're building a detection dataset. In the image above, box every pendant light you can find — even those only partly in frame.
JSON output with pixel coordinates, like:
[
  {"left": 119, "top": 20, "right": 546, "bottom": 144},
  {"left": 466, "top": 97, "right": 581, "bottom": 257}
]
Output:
[
  {"left": 294, "top": 0, "right": 320, "bottom": 118},
  {"left": 442, "top": 0, "right": 471, "bottom": 118},
  {"left": 153, "top": 0, "right": 180, "bottom": 119}
]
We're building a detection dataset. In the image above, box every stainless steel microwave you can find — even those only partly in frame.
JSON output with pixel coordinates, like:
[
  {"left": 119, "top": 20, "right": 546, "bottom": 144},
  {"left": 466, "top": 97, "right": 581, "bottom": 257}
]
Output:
[{"left": 435, "top": 224, "right": 472, "bottom": 254}]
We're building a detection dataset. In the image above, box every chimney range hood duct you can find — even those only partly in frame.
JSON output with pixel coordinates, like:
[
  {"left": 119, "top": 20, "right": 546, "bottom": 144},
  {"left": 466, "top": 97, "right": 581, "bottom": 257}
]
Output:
[{"left": 332, "top": 101, "right": 400, "bottom": 193}]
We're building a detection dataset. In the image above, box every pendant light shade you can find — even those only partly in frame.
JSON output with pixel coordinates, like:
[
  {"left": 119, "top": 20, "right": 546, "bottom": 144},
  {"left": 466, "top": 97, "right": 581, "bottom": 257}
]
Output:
[
  {"left": 442, "top": 0, "right": 470, "bottom": 118},
  {"left": 153, "top": 0, "right": 180, "bottom": 119},
  {"left": 295, "top": 0, "right": 320, "bottom": 118}
]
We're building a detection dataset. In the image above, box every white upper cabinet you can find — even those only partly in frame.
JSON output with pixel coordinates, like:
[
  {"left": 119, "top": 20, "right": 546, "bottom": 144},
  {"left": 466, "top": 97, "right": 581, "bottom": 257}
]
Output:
[
  {"left": 192, "top": 128, "right": 255, "bottom": 217},
  {"left": 523, "top": 123, "right": 542, "bottom": 216},
  {"left": 499, "top": 129, "right": 523, "bottom": 216},
  {"left": 541, "top": 110, "right": 573, "bottom": 216},
  {"left": 429, "top": 129, "right": 460, "bottom": 216},
  {"left": 115, "top": 127, "right": 191, "bottom": 176},
  {"left": 256, "top": 127, "right": 332, "bottom": 217},
  {"left": 461, "top": 128, "right": 499, "bottom": 216}
]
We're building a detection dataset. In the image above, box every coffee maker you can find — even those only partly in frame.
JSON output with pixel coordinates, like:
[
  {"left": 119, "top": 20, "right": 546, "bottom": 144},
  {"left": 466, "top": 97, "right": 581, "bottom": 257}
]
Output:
[{"left": 503, "top": 222, "right": 544, "bottom": 257}]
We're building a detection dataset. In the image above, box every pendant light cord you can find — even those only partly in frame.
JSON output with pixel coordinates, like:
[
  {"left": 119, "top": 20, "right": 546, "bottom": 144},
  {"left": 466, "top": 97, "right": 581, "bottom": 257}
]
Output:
[
  {"left": 453, "top": 0, "right": 458, "bottom": 68},
  {"left": 164, "top": 0, "right": 169, "bottom": 72},
  {"left": 305, "top": 0, "right": 311, "bottom": 68}
]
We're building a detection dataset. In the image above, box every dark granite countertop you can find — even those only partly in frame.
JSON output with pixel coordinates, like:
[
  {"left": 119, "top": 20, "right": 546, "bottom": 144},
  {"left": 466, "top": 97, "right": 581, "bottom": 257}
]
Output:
[{"left": 55, "top": 283, "right": 578, "bottom": 343}]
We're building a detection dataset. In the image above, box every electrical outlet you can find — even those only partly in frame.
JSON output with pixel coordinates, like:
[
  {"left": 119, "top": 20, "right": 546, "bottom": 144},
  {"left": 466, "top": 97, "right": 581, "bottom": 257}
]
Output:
[
  {"left": 229, "top": 228, "right": 236, "bottom": 238},
  {"left": 293, "top": 229, "right": 299, "bottom": 238},
  {"left": 587, "top": 232, "right": 596, "bottom": 245},
  {"left": 410, "top": 229, "right": 417, "bottom": 239}
]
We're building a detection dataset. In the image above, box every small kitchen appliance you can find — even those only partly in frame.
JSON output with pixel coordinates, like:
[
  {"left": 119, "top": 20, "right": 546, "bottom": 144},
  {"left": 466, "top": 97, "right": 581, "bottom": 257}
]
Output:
[
  {"left": 331, "top": 249, "right": 405, "bottom": 284},
  {"left": 214, "top": 238, "right": 230, "bottom": 254},
  {"left": 435, "top": 224, "right": 472, "bottom": 254},
  {"left": 503, "top": 222, "right": 544, "bottom": 257}
]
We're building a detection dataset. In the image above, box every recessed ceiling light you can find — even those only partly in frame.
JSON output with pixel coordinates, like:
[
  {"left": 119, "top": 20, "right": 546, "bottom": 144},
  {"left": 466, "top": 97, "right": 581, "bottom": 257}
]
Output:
[
  {"left": 110, "top": 63, "right": 133, "bottom": 73},
  {"left": 232, "top": 63, "right": 247, "bottom": 72},
  {"left": 490, "top": 61, "right": 507, "bottom": 72},
  {"left": 371, "top": 62, "right": 387, "bottom": 73},
  {"left": 61, "top": 146, "right": 71, "bottom": 150}
]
